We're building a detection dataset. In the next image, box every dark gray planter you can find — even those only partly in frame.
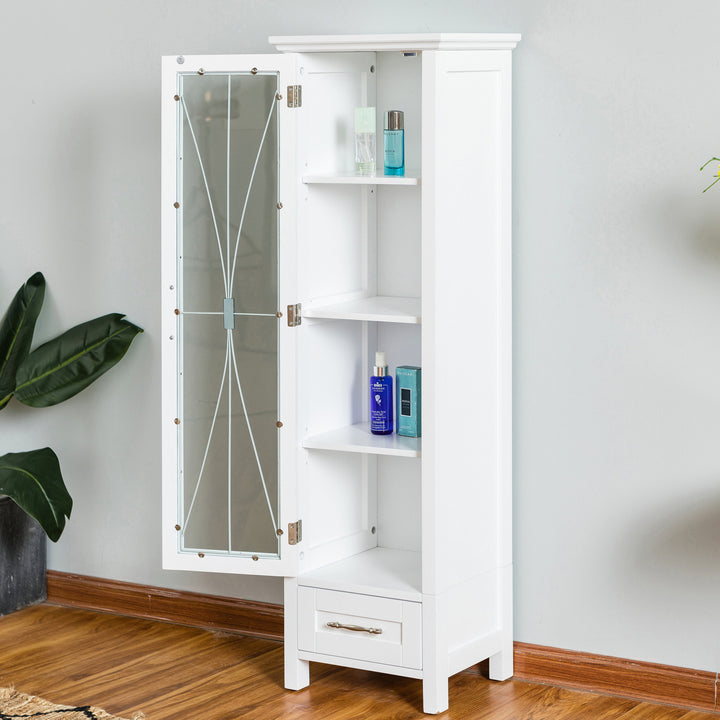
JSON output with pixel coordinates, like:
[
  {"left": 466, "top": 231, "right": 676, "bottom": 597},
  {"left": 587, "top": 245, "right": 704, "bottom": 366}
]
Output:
[{"left": 0, "top": 496, "right": 47, "bottom": 616}]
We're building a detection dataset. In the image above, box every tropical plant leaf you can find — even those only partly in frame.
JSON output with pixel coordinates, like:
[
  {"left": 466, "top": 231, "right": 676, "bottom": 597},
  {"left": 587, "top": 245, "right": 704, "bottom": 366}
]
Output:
[
  {"left": 0, "top": 272, "right": 45, "bottom": 410},
  {"left": 14, "top": 313, "right": 143, "bottom": 408},
  {"left": 0, "top": 448, "right": 72, "bottom": 542}
]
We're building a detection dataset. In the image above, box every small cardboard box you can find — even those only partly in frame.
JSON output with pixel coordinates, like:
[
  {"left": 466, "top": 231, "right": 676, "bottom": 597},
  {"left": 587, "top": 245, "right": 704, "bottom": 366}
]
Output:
[{"left": 395, "top": 366, "right": 421, "bottom": 437}]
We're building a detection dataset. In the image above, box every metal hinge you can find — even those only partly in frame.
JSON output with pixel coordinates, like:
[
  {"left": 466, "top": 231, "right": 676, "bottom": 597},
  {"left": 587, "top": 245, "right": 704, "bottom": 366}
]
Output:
[
  {"left": 287, "top": 303, "right": 301, "bottom": 327},
  {"left": 287, "top": 85, "right": 302, "bottom": 108},
  {"left": 288, "top": 520, "right": 302, "bottom": 545}
]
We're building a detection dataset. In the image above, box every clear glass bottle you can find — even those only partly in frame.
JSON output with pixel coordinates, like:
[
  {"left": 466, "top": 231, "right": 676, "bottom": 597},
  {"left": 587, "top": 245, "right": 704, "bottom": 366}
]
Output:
[
  {"left": 370, "top": 351, "right": 393, "bottom": 435},
  {"left": 384, "top": 110, "right": 405, "bottom": 176},
  {"left": 354, "top": 107, "right": 376, "bottom": 176}
]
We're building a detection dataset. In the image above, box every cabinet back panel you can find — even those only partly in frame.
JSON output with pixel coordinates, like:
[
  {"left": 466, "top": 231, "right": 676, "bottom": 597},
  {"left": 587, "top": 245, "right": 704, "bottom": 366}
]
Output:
[
  {"left": 299, "top": 52, "right": 376, "bottom": 175},
  {"left": 376, "top": 324, "right": 421, "bottom": 375},
  {"left": 377, "top": 456, "right": 421, "bottom": 552},
  {"left": 299, "top": 449, "right": 376, "bottom": 573},
  {"left": 301, "top": 452, "right": 371, "bottom": 542},
  {"left": 300, "top": 320, "right": 365, "bottom": 432},
  {"left": 376, "top": 50, "right": 422, "bottom": 173},
  {"left": 376, "top": 186, "right": 421, "bottom": 298},
  {"left": 300, "top": 185, "right": 373, "bottom": 301}
]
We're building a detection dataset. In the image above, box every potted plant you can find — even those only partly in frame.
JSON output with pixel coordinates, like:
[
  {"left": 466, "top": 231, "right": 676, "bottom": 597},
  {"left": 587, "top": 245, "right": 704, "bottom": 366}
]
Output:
[
  {"left": 700, "top": 157, "right": 720, "bottom": 192},
  {"left": 0, "top": 272, "right": 142, "bottom": 614}
]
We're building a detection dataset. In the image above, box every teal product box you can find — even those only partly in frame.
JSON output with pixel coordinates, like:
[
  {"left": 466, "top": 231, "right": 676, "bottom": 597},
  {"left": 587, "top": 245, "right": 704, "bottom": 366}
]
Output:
[{"left": 395, "top": 366, "right": 421, "bottom": 437}]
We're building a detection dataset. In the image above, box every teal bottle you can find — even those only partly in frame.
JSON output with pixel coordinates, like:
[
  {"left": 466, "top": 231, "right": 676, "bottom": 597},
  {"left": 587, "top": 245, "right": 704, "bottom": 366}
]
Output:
[{"left": 384, "top": 110, "right": 405, "bottom": 176}]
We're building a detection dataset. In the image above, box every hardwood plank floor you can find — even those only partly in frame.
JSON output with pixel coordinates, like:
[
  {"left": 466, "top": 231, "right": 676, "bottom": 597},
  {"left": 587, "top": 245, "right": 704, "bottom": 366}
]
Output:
[{"left": 0, "top": 605, "right": 715, "bottom": 719}]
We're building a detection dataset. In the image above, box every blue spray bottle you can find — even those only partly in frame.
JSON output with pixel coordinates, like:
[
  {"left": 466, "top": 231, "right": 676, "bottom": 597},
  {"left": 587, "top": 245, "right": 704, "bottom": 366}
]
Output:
[{"left": 370, "top": 351, "right": 393, "bottom": 435}]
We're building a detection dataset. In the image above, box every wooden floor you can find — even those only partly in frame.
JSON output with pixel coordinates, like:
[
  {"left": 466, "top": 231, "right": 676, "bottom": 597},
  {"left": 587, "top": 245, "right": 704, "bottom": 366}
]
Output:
[{"left": 0, "top": 604, "right": 716, "bottom": 720}]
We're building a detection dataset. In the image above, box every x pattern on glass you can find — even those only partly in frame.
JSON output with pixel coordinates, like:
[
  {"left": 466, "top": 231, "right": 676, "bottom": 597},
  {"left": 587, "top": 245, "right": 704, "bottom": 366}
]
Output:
[{"left": 179, "top": 74, "right": 279, "bottom": 551}]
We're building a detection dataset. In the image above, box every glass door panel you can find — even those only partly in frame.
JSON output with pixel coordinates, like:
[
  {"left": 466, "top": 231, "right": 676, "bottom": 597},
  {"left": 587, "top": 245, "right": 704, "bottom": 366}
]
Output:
[{"left": 177, "top": 70, "right": 280, "bottom": 559}]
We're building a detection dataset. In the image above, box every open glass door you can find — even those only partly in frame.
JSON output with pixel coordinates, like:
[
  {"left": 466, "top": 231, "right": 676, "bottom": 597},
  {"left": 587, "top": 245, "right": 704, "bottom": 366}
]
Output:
[{"left": 161, "top": 54, "right": 297, "bottom": 576}]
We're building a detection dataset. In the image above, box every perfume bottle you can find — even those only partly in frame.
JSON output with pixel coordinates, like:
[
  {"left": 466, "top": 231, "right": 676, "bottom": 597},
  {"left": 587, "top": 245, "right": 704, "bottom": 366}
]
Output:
[
  {"left": 384, "top": 110, "right": 405, "bottom": 176},
  {"left": 354, "top": 107, "right": 376, "bottom": 176},
  {"left": 370, "top": 351, "right": 393, "bottom": 435}
]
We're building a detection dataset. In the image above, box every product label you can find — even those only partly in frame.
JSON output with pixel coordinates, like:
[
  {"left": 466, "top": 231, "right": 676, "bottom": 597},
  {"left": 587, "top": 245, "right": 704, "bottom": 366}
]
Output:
[
  {"left": 384, "top": 130, "right": 404, "bottom": 167},
  {"left": 370, "top": 379, "right": 393, "bottom": 432},
  {"left": 400, "top": 387, "right": 412, "bottom": 417}
]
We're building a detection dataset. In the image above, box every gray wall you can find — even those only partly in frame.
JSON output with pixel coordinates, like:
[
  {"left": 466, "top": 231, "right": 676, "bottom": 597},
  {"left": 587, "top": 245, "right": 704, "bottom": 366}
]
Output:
[{"left": 2, "top": 0, "right": 719, "bottom": 674}]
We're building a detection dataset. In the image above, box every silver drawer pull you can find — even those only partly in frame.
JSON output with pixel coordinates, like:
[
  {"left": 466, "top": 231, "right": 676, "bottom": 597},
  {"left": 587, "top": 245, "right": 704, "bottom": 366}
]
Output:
[{"left": 326, "top": 621, "right": 383, "bottom": 635}]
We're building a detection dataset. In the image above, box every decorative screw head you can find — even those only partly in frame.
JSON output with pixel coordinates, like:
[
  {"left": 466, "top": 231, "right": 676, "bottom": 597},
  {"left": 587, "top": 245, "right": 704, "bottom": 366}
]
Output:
[
  {"left": 169, "top": 335, "right": 174, "bottom": 341},
  {"left": 169, "top": 285, "right": 174, "bottom": 290},
  {"left": 276, "top": 311, "right": 283, "bottom": 318},
  {"left": 276, "top": 202, "right": 283, "bottom": 210},
  {"left": 198, "top": 552, "right": 205, "bottom": 558},
  {"left": 276, "top": 92, "right": 283, "bottom": 101},
  {"left": 174, "top": 308, "right": 180, "bottom": 315},
  {"left": 173, "top": 95, "right": 180, "bottom": 101},
  {"left": 174, "top": 418, "right": 180, "bottom": 425},
  {"left": 252, "top": 555, "right": 259, "bottom": 561},
  {"left": 251, "top": 67, "right": 258, "bottom": 75},
  {"left": 173, "top": 202, "right": 180, "bottom": 209},
  {"left": 276, "top": 421, "right": 283, "bottom": 428},
  {"left": 174, "top": 524, "right": 181, "bottom": 531},
  {"left": 277, "top": 528, "right": 284, "bottom": 536},
  {"left": 177, "top": 56, "right": 185, "bottom": 64},
  {"left": 197, "top": 68, "right": 205, "bottom": 76}
]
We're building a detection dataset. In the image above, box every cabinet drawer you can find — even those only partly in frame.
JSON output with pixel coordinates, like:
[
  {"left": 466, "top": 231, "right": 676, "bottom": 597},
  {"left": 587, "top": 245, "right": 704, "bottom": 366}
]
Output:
[{"left": 298, "top": 587, "right": 422, "bottom": 670}]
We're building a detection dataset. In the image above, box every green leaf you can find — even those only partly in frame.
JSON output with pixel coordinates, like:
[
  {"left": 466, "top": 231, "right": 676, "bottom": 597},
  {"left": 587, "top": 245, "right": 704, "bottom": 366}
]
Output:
[
  {"left": 0, "top": 448, "right": 72, "bottom": 542},
  {"left": 0, "top": 272, "right": 46, "bottom": 410},
  {"left": 14, "top": 313, "right": 143, "bottom": 408}
]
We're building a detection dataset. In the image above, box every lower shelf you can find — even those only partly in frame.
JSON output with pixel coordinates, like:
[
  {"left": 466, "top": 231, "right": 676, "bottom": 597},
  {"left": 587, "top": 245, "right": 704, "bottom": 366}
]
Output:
[
  {"left": 298, "top": 547, "right": 421, "bottom": 602},
  {"left": 302, "top": 423, "right": 421, "bottom": 457}
]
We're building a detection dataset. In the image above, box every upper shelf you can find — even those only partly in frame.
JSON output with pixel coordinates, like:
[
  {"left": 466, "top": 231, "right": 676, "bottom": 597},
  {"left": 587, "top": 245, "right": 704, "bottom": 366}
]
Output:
[
  {"left": 270, "top": 33, "right": 521, "bottom": 53},
  {"left": 303, "top": 172, "right": 420, "bottom": 186}
]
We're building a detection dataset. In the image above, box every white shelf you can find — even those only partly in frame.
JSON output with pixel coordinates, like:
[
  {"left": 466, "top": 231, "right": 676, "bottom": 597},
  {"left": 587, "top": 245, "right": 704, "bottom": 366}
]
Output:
[
  {"left": 303, "top": 422, "right": 421, "bottom": 457},
  {"left": 303, "top": 296, "right": 421, "bottom": 324},
  {"left": 299, "top": 547, "right": 422, "bottom": 602},
  {"left": 303, "top": 172, "right": 420, "bottom": 186}
]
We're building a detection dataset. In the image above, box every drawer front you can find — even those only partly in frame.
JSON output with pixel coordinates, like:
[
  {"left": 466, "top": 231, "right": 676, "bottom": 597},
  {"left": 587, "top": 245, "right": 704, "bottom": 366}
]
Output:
[{"left": 298, "top": 587, "right": 422, "bottom": 669}]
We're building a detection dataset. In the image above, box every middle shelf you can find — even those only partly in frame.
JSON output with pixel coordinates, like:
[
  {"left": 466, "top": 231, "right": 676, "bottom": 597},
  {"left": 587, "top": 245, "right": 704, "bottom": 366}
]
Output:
[{"left": 303, "top": 422, "right": 421, "bottom": 457}]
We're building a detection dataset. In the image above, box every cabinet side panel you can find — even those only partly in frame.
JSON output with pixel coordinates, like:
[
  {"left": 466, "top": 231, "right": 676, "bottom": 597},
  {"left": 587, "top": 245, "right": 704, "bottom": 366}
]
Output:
[{"left": 422, "top": 50, "right": 512, "bottom": 594}]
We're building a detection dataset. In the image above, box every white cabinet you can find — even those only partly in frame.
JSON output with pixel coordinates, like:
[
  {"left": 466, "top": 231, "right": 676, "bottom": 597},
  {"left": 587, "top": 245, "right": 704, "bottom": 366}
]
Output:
[{"left": 161, "top": 33, "right": 519, "bottom": 714}]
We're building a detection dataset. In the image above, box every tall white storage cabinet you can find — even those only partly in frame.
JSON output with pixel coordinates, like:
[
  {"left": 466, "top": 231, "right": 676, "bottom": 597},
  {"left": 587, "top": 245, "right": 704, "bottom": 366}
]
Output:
[{"left": 161, "top": 34, "right": 519, "bottom": 714}]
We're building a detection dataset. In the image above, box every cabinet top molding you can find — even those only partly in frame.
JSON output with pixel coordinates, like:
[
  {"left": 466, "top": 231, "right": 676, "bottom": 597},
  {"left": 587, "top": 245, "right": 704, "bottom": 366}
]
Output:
[{"left": 269, "top": 33, "right": 521, "bottom": 53}]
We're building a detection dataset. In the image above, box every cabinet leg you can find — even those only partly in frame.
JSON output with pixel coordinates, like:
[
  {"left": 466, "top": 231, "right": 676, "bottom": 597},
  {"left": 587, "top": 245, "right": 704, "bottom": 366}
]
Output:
[
  {"left": 422, "top": 675, "right": 449, "bottom": 715},
  {"left": 283, "top": 577, "right": 309, "bottom": 690},
  {"left": 488, "top": 643, "right": 514, "bottom": 681},
  {"left": 422, "top": 593, "right": 449, "bottom": 713},
  {"left": 489, "top": 564, "right": 514, "bottom": 681},
  {"left": 284, "top": 658, "right": 310, "bottom": 691}
]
